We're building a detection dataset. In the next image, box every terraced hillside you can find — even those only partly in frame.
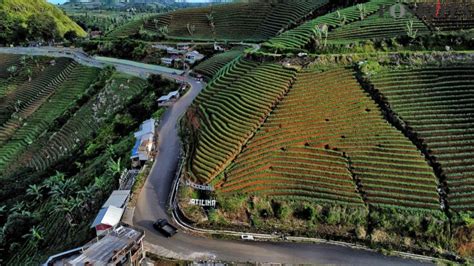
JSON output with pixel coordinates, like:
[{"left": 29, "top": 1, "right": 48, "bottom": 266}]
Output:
[
  {"left": 411, "top": 2, "right": 474, "bottom": 31},
  {"left": 110, "top": 0, "right": 329, "bottom": 41},
  {"left": 326, "top": 10, "right": 430, "bottom": 44},
  {"left": 370, "top": 63, "right": 474, "bottom": 211},
  {"left": 219, "top": 68, "right": 440, "bottom": 210},
  {"left": 15, "top": 73, "right": 148, "bottom": 173},
  {"left": 193, "top": 48, "right": 244, "bottom": 79},
  {"left": 186, "top": 57, "right": 296, "bottom": 183},
  {"left": 0, "top": 57, "right": 100, "bottom": 172},
  {"left": 0, "top": 55, "right": 164, "bottom": 264},
  {"left": 263, "top": 0, "right": 460, "bottom": 52}
]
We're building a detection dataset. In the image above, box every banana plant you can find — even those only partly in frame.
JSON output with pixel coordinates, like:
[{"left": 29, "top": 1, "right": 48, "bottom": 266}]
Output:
[
  {"left": 406, "top": 19, "right": 418, "bottom": 39},
  {"left": 312, "top": 24, "right": 329, "bottom": 49},
  {"left": 357, "top": 4, "right": 366, "bottom": 20}
]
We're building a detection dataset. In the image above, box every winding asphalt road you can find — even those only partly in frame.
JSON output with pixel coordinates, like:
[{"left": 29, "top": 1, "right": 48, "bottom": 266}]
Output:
[
  {"left": 131, "top": 81, "right": 431, "bottom": 265},
  {"left": 0, "top": 47, "right": 432, "bottom": 264}
]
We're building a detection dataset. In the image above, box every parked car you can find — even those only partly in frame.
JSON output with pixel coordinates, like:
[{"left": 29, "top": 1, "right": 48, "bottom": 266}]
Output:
[
  {"left": 153, "top": 219, "right": 178, "bottom": 238},
  {"left": 240, "top": 234, "right": 254, "bottom": 241}
]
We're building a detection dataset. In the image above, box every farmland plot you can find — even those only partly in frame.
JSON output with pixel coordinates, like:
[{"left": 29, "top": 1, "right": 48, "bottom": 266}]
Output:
[
  {"left": 370, "top": 63, "right": 474, "bottom": 211},
  {"left": 219, "top": 68, "right": 440, "bottom": 211}
]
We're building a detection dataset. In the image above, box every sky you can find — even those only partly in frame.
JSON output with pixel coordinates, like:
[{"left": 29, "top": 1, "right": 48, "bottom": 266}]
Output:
[{"left": 48, "top": 0, "right": 66, "bottom": 4}]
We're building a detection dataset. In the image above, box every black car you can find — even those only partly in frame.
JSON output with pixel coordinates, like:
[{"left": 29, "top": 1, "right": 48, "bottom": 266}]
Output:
[{"left": 153, "top": 219, "right": 178, "bottom": 238}]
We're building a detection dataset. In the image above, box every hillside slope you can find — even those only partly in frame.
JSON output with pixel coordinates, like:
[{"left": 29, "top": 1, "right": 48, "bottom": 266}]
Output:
[
  {"left": 0, "top": 0, "right": 86, "bottom": 40},
  {"left": 109, "top": 0, "right": 329, "bottom": 41}
]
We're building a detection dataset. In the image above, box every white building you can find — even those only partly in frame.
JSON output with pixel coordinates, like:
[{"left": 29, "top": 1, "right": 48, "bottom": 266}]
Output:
[
  {"left": 157, "top": 90, "right": 180, "bottom": 106},
  {"left": 177, "top": 43, "right": 191, "bottom": 50},
  {"left": 131, "top": 119, "right": 156, "bottom": 164},
  {"left": 185, "top": 51, "right": 205, "bottom": 64},
  {"left": 91, "top": 206, "right": 124, "bottom": 236}
]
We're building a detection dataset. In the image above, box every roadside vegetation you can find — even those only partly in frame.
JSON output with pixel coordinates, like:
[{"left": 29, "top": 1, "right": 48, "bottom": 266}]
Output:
[{"left": 0, "top": 55, "right": 179, "bottom": 264}]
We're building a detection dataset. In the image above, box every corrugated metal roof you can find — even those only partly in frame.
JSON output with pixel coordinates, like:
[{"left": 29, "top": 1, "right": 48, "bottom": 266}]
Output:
[
  {"left": 134, "top": 119, "right": 155, "bottom": 138},
  {"left": 69, "top": 225, "right": 143, "bottom": 265},
  {"left": 131, "top": 138, "right": 141, "bottom": 158},
  {"left": 158, "top": 90, "right": 180, "bottom": 102},
  {"left": 102, "top": 190, "right": 130, "bottom": 209},
  {"left": 91, "top": 206, "right": 124, "bottom": 228}
]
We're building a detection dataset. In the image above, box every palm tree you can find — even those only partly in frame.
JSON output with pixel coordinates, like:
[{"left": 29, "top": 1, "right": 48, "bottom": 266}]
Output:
[
  {"left": 14, "top": 99, "right": 22, "bottom": 112},
  {"left": 312, "top": 24, "right": 328, "bottom": 49},
  {"left": 10, "top": 201, "right": 26, "bottom": 213},
  {"left": 107, "top": 157, "right": 123, "bottom": 177},
  {"left": 406, "top": 19, "right": 418, "bottom": 39},
  {"left": 206, "top": 12, "right": 215, "bottom": 33},
  {"left": 25, "top": 66, "right": 33, "bottom": 82},
  {"left": 357, "top": 4, "right": 366, "bottom": 20},
  {"left": 77, "top": 185, "right": 95, "bottom": 213},
  {"left": 153, "top": 19, "right": 160, "bottom": 32},
  {"left": 186, "top": 23, "right": 196, "bottom": 37},
  {"left": 6, "top": 65, "right": 18, "bottom": 78},
  {"left": 26, "top": 184, "right": 43, "bottom": 201},
  {"left": 49, "top": 178, "right": 78, "bottom": 199},
  {"left": 54, "top": 196, "right": 83, "bottom": 225},
  {"left": 77, "top": 184, "right": 96, "bottom": 200},
  {"left": 335, "top": 11, "right": 347, "bottom": 26},
  {"left": 22, "top": 226, "right": 44, "bottom": 243},
  {"left": 43, "top": 171, "right": 65, "bottom": 189},
  {"left": 159, "top": 26, "right": 169, "bottom": 37}
]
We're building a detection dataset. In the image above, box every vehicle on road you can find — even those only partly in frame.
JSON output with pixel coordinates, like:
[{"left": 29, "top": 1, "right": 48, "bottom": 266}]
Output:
[
  {"left": 153, "top": 219, "right": 178, "bottom": 238},
  {"left": 241, "top": 234, "right": 254, "bottom": 241}
]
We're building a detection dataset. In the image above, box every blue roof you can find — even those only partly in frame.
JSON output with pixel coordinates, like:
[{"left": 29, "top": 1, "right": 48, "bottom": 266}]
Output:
[{"left": 131, "top": 139, "right": 140, "bottom": 158}]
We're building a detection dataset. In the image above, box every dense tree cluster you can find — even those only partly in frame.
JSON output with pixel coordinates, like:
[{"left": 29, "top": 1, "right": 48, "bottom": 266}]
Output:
[{"left": 0, "top": 11, "right": 63, "bottom": 45}]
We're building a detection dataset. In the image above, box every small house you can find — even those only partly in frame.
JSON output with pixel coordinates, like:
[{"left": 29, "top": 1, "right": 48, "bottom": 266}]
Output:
[
  {"left": 185, "top": 51, "right": 205, "bottom": 64},
  {"left": 166, "top": 47, "right": 185, "bottom": 55},
  {"left": 177, "top": 43, "right": 191, "bottom": 50},
  {"left": 161, "top": 57, "right": 174, "bottom": 66},
  {"left": 102, "top": 190, "right": 131, "bottom": 209},
  {"left": 91, "top": 206, "right": 124, "bottom": 236},
  {"left": 131, "top": 119, "right": 156, "bottom": 165},
  {"left": 157, "top": 91, "right": 180, "bottom": 106}
]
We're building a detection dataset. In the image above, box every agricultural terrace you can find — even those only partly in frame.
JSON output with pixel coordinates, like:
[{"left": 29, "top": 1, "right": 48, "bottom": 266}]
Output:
[
  {"left": 0, "top": 53, "right": 175, "bottom": 263},
  {"left": 411, "top": 2, "right": 474, "bottom": 31},
  {"left": 219, "top": 68, "right": 440, "bottom": 211},
  {"left": 19, "top": 73, "right": 148, "bottom": 173},
  {"left": 263, "top": 0, "right": 397, "bottom": 51},
  {"left": 186, "top": 57, "right": 296, "bottom": 183},
  {"left": 0, "top": 56, "right": 100, "bottom": 172},
  {"left": 193, "top": 48, "right": 244, "bottom": 79},
  {"left": 326, "top": 9, "right": 430, "bottom": 45},
  {"left": 115, "top": 0, "right": 329, "bottom": 41},
  {"left": 370, "top": 63, "right": 474, "bottom": 211},
  {"left": 107, "top": 18, "right": 146, "bottom": 38}
]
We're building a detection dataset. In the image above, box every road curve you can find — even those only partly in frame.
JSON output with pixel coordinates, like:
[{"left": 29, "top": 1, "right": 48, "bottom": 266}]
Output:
[
  {"left": 0, "top": 46, "right": 432, "bottom": 264},
  {"left": 0, "top": 47, "right": 185, "bottom": 80},
  {"left": 132, "top": 82, "right": 431, "bottom": 264}
]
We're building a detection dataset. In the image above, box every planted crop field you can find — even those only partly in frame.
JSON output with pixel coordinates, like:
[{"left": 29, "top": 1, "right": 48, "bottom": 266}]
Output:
[
  {"left": 326, "top": 10, "right": 430, "bottom": 44},
  {"left": 107, "top": 17, "right": 147, "bottom": 38},
  {"left": 411, "top": 2, "right": 474, "bottom": 31},
  {"left": 0, "top": 57, "right": 100, "bottom": 172},
  {"left": 0, "top": 52, "right": 169, "bottom": 264},
  {"left": 113, "top": 0, "right": 329, "bottom": 41},
  {"left": 263, "top": 0, "right": 396, "bottom": 51},
  {"left": 193, "top": 48, "right": 244, "bottom": 79},
  {"left": 187, "top": 57, "right": 296, "bottom": 183},
  {"left": 216, "top": 68, "right": 439, "bottom": 210},
  {"left": 22, "top": 73, "right": 148, "bottom": 172},
  {"left": 370, "top": 63, "right": 474, "bottom": 211}
]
